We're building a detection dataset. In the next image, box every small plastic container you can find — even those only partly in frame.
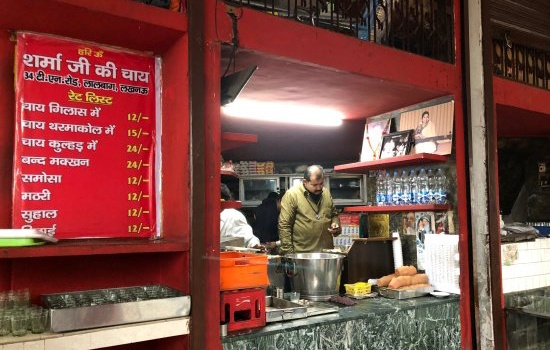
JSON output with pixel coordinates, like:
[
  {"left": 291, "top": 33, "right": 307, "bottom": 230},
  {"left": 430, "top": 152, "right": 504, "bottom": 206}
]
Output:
[{"left": 344, "top": 282, "right": 371, "bottom": 296}]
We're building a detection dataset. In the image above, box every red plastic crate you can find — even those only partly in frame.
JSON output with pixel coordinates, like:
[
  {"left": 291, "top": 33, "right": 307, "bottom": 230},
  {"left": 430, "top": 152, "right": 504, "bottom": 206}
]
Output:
[{"left": 220, "top": 288, "right": 266, "bottom": 332}]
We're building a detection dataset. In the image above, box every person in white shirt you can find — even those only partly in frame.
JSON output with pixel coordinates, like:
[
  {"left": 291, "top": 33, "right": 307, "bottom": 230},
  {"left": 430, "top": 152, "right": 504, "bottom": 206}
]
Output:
[{"left": 220, "top": 183, "right": 262, "bottom": 249}]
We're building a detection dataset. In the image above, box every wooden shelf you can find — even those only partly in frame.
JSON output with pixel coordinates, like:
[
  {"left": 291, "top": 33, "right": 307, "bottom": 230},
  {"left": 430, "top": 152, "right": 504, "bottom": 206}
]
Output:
[
  {"left": 221, "top": 200, "right": 242, "bottom": 210},
  {"left": 0, "top": 238, "right": 188, "bottom": 259},
  {"left": 342, "top": 204, "right": 451, "bottom": 213},
  {"left": 334, "top": 153, "right": 449, "bottom": 173},
  {"left": 221, "top": 132, "right": 258, "bottom": 151}
]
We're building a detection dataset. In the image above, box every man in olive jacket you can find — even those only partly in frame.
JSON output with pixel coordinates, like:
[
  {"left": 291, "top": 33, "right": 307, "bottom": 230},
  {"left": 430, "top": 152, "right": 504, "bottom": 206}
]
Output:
[{"left": 278, "top": 165, "right": 341, "bottom": 254}]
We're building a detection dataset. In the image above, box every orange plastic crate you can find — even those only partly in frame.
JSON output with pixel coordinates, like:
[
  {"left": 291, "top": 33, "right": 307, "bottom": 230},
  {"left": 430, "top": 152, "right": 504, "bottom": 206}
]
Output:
[{"left": 220, "top": 252, "right": 269, "bottom": 291}]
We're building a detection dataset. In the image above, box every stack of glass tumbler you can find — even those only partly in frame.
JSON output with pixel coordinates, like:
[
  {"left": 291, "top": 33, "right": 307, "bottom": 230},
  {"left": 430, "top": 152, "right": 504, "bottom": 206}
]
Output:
[{"left": 0, "top": 289, "right": 49, "bottom": 337}]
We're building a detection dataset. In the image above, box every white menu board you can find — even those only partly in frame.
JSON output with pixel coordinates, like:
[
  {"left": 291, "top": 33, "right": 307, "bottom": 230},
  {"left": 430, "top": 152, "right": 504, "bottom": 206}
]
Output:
[{"left": 424, "top": 233, "right": 460, "bottom": 294}]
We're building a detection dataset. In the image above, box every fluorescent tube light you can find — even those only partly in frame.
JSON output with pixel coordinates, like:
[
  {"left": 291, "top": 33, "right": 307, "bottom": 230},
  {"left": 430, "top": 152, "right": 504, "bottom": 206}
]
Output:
[{"left": 222, "top": 98, "right": 343, "bottom": 127}]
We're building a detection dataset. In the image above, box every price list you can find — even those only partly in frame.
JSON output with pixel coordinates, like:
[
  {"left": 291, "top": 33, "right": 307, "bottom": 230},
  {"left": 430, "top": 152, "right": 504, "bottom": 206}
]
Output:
[
  {"left": 126, "top": 112, "right": 153, "bottom": 235},
  {"left": 12, "top": 33, "right": 157, "bottom": 239}
]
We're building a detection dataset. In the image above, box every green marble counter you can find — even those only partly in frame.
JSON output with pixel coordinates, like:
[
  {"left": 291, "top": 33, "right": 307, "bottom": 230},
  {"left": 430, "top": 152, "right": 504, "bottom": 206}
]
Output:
[{"left": 222, "top": 295, "right": 460, "bottom": 350}]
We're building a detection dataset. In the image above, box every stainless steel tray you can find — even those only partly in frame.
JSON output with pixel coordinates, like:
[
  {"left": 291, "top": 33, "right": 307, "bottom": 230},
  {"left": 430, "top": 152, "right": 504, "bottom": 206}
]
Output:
[
  {"left": 378, "top": 286, "right": 434, "bottom": 299},
  {"left": 303, "top": 301, "right": 340, "bottom": 317},
  {"left": 265, "top": 296, "right": 307, "bottom": 323},
  {"left": 42, "top": 285, "right": 191, "bottom": 332}
]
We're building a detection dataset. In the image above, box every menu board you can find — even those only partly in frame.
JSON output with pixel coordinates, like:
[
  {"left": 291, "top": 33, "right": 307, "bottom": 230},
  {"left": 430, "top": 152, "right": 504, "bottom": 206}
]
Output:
[
  {"left": 423, "top": 233, "right": 460, "bottom": 294},
  {"left": 12, "top": 32, "right": 157, "bottom": 239}
]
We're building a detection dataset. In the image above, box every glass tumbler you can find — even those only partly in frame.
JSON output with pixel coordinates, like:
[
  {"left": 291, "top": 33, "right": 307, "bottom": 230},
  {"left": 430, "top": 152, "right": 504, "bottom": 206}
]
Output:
[
  {"left": 11, "top": 314, "right": 29, "bottom": 336},
  {"left": 31, "top": 309, "right": 49, "bottom": 334},
  {"left": 0, "top": 314, "right": 11, "bottom": 336},
  {"left": 16, "top": 288, "right": 30, "bottom": 309},
  {"left": 0, "top": 292, "right": 8, "bottom": 310}
]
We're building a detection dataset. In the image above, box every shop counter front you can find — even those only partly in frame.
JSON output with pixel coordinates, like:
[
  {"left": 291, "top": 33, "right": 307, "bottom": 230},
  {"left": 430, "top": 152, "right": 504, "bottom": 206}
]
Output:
[{"left": 222, "top": 295, "right": 460, "bottom": 350}]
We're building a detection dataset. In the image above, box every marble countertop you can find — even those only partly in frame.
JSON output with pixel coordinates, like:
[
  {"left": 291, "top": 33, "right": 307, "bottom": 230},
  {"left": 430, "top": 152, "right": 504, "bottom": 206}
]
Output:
[{"left": 222, "top": 294, "right": 459, "bottom": 342}]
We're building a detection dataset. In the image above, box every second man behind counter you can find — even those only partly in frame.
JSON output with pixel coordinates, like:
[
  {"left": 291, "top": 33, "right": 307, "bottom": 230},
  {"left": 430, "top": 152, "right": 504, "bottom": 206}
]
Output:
[
  {"left": 220, "top": 183, "right": 264, "bottom": 250},
  {"left": 253, "top": 191, "right": 283, "bottom": 253},
  {"left": 278, "top": 165, "right": 341, "bottom": 255}
]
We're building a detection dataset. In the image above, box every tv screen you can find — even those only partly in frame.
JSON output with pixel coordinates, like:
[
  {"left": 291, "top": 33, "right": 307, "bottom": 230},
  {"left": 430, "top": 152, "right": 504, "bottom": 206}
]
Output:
[{"left": 220, "top": 65, "right": 257, "bottom": 106}]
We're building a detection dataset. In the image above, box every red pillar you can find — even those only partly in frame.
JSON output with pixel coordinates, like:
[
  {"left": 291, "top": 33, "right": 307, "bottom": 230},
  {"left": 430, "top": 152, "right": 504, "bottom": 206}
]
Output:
[{"left": 189, "top": 0, "right": 222, "bottom": 349}]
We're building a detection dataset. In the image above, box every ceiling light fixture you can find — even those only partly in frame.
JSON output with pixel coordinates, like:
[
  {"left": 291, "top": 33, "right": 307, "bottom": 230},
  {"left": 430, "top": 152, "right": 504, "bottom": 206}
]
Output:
[{"left": 222, "top": 98, "right": 344, "bottom": 127}]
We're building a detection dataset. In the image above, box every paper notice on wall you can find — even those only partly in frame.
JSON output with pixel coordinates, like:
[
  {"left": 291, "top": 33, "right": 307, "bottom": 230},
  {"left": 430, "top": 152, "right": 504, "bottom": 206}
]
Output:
[{"left": 424, "top": 233, "right": 460, "bottom": 294}]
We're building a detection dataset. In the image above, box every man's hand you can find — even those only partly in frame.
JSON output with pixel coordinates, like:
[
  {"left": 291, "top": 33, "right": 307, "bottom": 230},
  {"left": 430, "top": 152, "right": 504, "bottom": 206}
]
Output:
[
  {"left": 251, "top": 244, "right": 267, "bottom": 253},
  {"left": 328, "top": 223, "right": 341, "bottom": 236},
  {"left": 265, "top": 242, "right": 277, "bottom": 251}
]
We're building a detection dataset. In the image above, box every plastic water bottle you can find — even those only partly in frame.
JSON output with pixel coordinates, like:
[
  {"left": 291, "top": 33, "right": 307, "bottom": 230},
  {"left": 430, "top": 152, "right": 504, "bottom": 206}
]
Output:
[
  {"left": 385, "top": 171, "right": 393, "bottom": 205},
  {"left": 410, "top": 169, "right": 418, "bottom": 204},
  {"left": 392, "top": 170, "right": 401, "bottom": 205},
  {"left": 401, "top": 170, "right": 410, "bottom": 205},
  {"left": 427, "top": 168, "right": 435, "bottom": 204},
  {"left": 418, "top": 168, "right": 429, "bottom": 204},
  {"left": 434, "top": 168, "right": 448, "bottom": 204},
  {"left": 376, "top": 171, "right": 386, "bottom": 206}
]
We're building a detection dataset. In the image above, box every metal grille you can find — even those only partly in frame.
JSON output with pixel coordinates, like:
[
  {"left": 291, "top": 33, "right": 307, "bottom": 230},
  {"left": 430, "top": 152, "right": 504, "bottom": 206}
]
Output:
[
  {"left": 493, "top": 39, "right": 550, "bottom": 91},
  {"left": 225, "top": 0, "right": 455, "bottom": 63}
]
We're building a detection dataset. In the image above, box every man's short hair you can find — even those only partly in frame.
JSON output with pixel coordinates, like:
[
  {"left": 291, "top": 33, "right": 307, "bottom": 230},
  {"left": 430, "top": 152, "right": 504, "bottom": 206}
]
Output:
[{"left": 303, "top": 165, "right": 324, "bottom": 180}]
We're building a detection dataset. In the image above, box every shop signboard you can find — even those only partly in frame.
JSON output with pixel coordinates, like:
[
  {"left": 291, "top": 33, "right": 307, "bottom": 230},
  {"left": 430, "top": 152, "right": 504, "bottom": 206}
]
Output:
[{"left": 12, "top": 32, "right": 158, "bottom": 239}]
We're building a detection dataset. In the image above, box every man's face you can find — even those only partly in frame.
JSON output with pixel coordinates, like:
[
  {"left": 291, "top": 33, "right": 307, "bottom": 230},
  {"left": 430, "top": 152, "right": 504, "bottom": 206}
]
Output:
[{"left": 303, "top": 176, "right": 324, "bottom": 195}]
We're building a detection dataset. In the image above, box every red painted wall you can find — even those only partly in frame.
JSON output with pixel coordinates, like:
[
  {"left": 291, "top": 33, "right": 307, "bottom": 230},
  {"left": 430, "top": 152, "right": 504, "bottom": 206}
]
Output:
[
  {"left": 0, "top": 2, "right": 190, "bottom": 349},
  {"left": 0, "top": 30, "right": 16, "bottom": 228}
]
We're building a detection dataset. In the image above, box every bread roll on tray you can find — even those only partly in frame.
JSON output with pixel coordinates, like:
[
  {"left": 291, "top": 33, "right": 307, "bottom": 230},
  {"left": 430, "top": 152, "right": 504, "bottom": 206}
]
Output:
[
  {"left": 411, "top": 273, "right": 429, "bottom": 285},
  {"left": 388, "top": 276, "right": 413, "bottom": 289},
  {"left": 377, "top": 273, "right": 396, "bottom": 287},
  {"left": 395, "top": 265, "right": 417, "bottom": 276},
  {"left": 378, "top": 270, "right": 430, "bottom": 291}
]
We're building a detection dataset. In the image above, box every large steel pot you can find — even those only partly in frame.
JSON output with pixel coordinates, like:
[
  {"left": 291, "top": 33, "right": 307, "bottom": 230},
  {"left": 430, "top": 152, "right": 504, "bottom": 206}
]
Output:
[
  {"left": 267, "top": 255, "right": 285, "bottom": 290},
  {"left": 284, "top": 252, "right": 345, "bottom": 301}
]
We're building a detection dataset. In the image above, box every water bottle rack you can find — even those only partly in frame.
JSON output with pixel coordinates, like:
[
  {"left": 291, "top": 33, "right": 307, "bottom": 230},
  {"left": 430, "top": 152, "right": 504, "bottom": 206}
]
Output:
[
  {"left": 335, "top": 153, "right": 450, "bottom": 213},
  {"left": 342, "top": 204, "right": 450, "bottom": 213},
  {"left": 333, "top": 153, "right": 448, "bottom": 173}
]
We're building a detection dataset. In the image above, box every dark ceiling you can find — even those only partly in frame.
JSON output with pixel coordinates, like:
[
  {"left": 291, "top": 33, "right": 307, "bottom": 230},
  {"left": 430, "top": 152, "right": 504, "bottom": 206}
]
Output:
[{"left": 220, "top": 49, "right": 446, "bottom": 163}]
